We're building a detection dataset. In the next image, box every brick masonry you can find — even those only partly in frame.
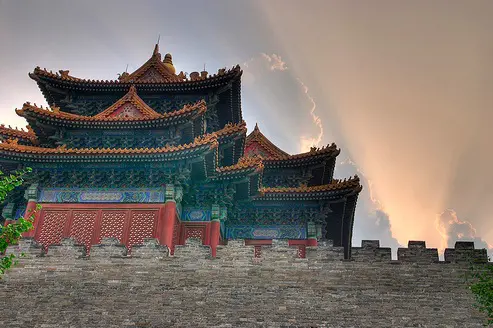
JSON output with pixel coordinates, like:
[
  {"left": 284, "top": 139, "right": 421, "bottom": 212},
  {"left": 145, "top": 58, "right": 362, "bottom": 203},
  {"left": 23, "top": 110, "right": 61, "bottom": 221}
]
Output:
[{"left": 0, "top": 238, "right": 491, "bottom": 328}]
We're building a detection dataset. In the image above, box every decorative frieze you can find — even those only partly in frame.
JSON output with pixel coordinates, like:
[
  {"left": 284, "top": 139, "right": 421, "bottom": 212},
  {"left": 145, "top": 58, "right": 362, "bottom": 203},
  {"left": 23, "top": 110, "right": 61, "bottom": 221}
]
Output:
[
  {"left": 38, "top": 188, "right": 165, "bottom": 203},
  {"left": 226, "top": 225, "right": 307, "bottom": 239},
  {"left": 182, "top": 208, "right": 211, "bottom": 222}
]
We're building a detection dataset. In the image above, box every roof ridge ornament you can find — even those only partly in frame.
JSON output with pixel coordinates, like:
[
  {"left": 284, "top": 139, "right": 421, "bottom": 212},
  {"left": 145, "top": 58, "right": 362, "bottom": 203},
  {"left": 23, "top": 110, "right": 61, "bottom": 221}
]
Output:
[{"left": 153, "top": 43, "right": 161, "bottom": 61}]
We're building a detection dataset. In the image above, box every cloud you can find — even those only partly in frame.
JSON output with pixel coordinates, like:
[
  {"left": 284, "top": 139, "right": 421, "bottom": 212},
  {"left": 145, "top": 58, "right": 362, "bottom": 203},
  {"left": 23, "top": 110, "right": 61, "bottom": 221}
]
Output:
[
  {"left": 297, "top": 78, "right": 324, "bottom": 152},
  {"left": 336, "top": 157, "right": 401, "bottom": 257},
  {"left": 243, "top": 53, "right": 323, "bottom": 152},
  {"left": 257, "top": 0, "right": 493, "bottom": 254},
  {"left": 260, "top": 53, "right": 288, "bottom": 71},
  {"left": 436, "top": 209, "right": 492, "bottom": 254}
]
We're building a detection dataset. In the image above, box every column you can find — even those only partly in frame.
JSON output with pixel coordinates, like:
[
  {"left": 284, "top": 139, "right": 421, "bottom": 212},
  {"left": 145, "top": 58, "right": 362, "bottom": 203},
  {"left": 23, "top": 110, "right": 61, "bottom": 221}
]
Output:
[
  {"left": 160, "top": 184, "right": 177, "bottom": 252},
  {"left": 210, "top": 204, "right": 220, "bottom": 257},
  {"left": 23, "top": 183, "right": 40, "bottom": 238},
  {"left": 307, "top": 221, "right": 318, "bottom": 246}
]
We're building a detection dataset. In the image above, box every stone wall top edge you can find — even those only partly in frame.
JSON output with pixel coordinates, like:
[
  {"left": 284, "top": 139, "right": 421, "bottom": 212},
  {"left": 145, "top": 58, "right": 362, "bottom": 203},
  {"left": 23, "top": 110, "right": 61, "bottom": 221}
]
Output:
[{"left": 4, "top": 238, "right": 491, "bottom": 264}]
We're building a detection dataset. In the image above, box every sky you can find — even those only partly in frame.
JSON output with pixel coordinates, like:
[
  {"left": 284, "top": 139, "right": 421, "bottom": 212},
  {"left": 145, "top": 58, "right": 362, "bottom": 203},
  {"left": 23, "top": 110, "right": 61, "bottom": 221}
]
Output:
[{"left": 0, "top": 0, "right": 492, "bottom": 257}]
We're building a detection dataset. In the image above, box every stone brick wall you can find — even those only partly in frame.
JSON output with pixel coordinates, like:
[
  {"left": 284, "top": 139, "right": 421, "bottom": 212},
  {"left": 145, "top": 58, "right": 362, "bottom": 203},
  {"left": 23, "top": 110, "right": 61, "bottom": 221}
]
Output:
[{"left": 0, "top": 237, "right": 490, "bottom": 328}]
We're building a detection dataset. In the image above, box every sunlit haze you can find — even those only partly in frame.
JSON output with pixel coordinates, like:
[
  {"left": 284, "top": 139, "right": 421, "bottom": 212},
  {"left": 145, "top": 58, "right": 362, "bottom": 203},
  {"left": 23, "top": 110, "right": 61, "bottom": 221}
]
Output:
[{"left": 1, "top": 0, "right": 492, "bottom": 256}]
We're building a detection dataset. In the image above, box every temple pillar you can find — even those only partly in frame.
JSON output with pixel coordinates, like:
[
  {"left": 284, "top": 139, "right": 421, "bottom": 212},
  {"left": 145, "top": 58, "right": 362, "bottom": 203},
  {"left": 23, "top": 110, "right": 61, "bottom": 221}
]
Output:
[
  {"left": 210, "top": 204, "right": 220, "bottom": 257},
  {"left": 159, "top": 184, "right": 177, "bottom": 252},
  {"left": 307, "top": 221, "right": 318, "bottom": 247},
  {"left": 23, "top": 184, "right": 40, "bottom": 238}
]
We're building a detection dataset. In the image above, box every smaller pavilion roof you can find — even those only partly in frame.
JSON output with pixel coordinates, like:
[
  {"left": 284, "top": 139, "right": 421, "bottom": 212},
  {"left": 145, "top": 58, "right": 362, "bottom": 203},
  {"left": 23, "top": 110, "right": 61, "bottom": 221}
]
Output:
[
  {"left": 16, "top": 86, "right": 207, "bottom": 126},
  {"left": 257, "top": 176, "right": 362, "bottom": 200},
  {"left": 244, "top": 124, "right": 340, "bottom": 165},
  {"left": 0, "top": 124, "right": 38, "bottom": 144},
  {"left": 0, "top": 121, "right": 246, "bottom": 159},
  {"left": 0, "top": 133, "right": 218, "bottom": 163},
  {"left": 93, "top": 85, "right": 162, "bottom": 119},
  {"left": 216, "top": 155, "right": 264, "bottom": 174},
  {"left": 118, "top": 44, "right": 183, "bottom": 83},
  {"left": 245, "top": 123, "right": 290, "bottom": 159},
  {"left": 29, "top": 44, "right": 242, "bottom": 86}
]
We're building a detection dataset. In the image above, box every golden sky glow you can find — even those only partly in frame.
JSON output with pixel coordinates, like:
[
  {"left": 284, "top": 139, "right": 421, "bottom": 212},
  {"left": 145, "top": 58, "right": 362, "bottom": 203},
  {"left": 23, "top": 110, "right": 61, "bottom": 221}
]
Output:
[{"left": 0, "top": 0, "right": 492, "bottom": 254}]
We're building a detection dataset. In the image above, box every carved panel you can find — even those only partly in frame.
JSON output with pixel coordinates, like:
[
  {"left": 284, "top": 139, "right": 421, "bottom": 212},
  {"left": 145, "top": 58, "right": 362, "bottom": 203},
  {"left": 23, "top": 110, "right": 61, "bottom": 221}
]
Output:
[
  {"left": 127, "top": 210, "right": 157, "bottom": 247},
  {"left": 37, "top": 210, "right": 69, "bottom": 248},
  {"left": 99, "top": 210, "right": 127, "bottom": 243},
  {"left": 185, "top": 228, "right": 204, "bottom": 240},
  {"left": 70, "top": 210, "right": 97, "bottom": 248},
  {"left": 110, "top": 103, "right": 143, "bottom": 119},
  {"left": 181, "top": 224, "right": 207, "bottom": 245}
]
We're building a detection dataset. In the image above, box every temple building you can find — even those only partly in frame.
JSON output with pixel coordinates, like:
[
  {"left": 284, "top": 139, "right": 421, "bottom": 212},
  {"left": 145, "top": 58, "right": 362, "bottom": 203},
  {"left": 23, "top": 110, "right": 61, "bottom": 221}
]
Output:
[{"left": 0, "top": 44, "right": 362, "bottom": 259}]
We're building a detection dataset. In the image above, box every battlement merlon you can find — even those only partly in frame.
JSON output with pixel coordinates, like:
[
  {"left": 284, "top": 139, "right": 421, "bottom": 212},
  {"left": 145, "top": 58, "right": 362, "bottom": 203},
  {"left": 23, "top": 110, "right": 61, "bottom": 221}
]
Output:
[
  {"left": 4, "top": 238, "right": 490, "bottom": 265},
  {"left": 444, "top": 241, "right": 489, "bottom": 264}
]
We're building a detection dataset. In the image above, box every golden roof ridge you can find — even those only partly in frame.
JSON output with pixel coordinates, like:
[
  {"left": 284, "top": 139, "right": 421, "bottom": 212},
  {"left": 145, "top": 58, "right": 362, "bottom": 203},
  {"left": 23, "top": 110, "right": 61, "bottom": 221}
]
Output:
[
  {"left": 0, "top": 124, "right": 38, "bottom": 142},
  {"left": 260, "top": 175, "right": 361, "bottom": 193},
  {"left": 216, "top": 155, "right": 264, "bottom": 173},
  {"left": 16, "top": 97, "right": 207, "bottom": 123},
  {"left": 32, "top": 63, "right": 241, "bottom": 84},
  {"left": 0, "top": 133, "right": 218, "bottom": 155},
  {"left": 245, "top": 124, "right": 290, "bottom": 159}
]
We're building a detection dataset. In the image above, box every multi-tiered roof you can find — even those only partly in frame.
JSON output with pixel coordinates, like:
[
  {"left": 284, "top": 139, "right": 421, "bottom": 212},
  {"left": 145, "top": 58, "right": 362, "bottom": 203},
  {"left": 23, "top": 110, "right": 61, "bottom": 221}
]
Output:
[{"left": 0, "top": 44, "right": 361, "bottom": 258}]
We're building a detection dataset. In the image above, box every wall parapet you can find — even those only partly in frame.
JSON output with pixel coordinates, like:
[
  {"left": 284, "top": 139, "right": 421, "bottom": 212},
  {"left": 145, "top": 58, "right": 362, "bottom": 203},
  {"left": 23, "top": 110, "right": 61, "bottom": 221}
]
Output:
[
  {"left": 444, "top": 241, "right": 489, "bottom": 264},
  {"left": 3, "top": 238, "right": 490, "bottom": 265},
  {"left": 351, "top": 240, "right": 392, "bottom": 262},
  {"left": 397, "top": 241, "right": 439, "bottom": 263}
]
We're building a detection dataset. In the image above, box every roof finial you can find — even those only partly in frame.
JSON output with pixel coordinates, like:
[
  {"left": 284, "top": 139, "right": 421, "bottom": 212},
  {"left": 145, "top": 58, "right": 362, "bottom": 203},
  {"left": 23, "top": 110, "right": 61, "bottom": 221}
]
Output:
[
  {"left": 254, "top": 123, "right": 259, "bottom": 131},
  {"left": 125, "top": 64, "right": 129, "bottom": 73},
  {"left": 153, "top": 43, "right": 160, "bottom": 56},
  {"left": 153, "top": 35, "right": 161, "bottom": 56}
]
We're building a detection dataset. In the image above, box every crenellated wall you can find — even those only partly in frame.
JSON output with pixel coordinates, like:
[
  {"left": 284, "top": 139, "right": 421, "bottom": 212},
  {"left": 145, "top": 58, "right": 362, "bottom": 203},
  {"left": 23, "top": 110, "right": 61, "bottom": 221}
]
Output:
[{"left": 0, "top": 238, "right": 490, "bottom": 328}]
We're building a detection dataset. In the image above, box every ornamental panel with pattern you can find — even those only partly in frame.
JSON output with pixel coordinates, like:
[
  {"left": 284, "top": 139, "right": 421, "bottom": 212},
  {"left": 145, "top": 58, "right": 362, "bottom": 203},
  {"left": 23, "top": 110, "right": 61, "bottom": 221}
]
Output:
[
  {"left": 127, "top": 210, "right": 157, "bottom": 248},
  {"left": 185, "top": 227, "right": 205, "bottom": 242},
  {"left": 99, "top": 210, "right": 127, "bottom": 243},
  {"left": 37, "top": 210, "right": 69, "bottom": 248},
  {"left": 70, "top": 210, "right": 98, "bottom": 249}
]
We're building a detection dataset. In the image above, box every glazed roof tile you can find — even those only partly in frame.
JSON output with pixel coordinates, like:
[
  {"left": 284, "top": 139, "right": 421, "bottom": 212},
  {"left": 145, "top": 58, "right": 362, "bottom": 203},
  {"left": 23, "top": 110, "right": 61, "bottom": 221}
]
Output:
[
  {"left": 16, "top": 92, "right": 206, "bottom": 123},
  {"left": 31, "top": 60, "right": 242, "bottom": 86},
  {"left": 245, "top": 123, "right": 290, "bottom": 159},
  {"left": 260, "top": 176, "right": 362, "bottom": 194},
  {"left": 0, "top": 133, "right": 218, "bottom": 156},
  {"left": 119, "top": 44, "right": 184, "bottom": 83},
  {"left": 93, "top": 85, "right": 162, "bottom": 119},
  {"left": 216, "top": 155, "right": 264, "bottom": 173},
  {"left": 0, "top": 125, "right": 38, "bottom": 143},
  {"left": 214, "top": 121, "right": 247, "bottom": 139},
  {"left": 265, "top": 144, "right": 340, "bottom": 162},
  {"left": 245, "top": 124, "right": 339, "bottom": 163},
  {"left": 0, "top": 121, "right": 246, "bottom": 157}
]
